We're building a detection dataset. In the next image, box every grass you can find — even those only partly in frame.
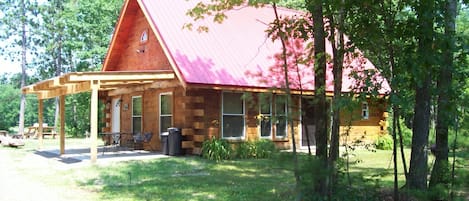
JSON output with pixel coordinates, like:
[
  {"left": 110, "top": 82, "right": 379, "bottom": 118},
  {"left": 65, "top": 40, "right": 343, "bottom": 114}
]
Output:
[{"left": 2, "top": 138, "right": 468, "bottom": 201}]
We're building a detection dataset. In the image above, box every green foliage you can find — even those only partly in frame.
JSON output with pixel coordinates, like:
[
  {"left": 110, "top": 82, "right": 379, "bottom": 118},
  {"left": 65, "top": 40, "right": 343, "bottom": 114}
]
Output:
[
  {"left": 201, "top": 137, "right": 232, "bottom": 161},
  {"left": 375, "top": 134, "right": 393, "bottom": 150},
  {"left": 0, "top": 85, "right": 20, "bottom": 130},
  {"left": 252, "top": 139, "right": 278, "bottom": 158},
  {"left": 234, "top": 141, "right": 255, "bottom": 159},
  {"left": 234, "top": 139, "right": 278, "bottom": 159},
  {"left": 202, "top": 138, "right": 278, "bottom": 161}
]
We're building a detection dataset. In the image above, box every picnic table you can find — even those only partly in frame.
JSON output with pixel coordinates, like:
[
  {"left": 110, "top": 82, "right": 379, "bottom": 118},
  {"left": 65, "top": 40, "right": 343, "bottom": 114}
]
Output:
[
  {"left": 23, "top": 124, "right": 57, "bottom": 139},
  {"left": 0, "top": 130, "right": 8, "bottom": 137}
]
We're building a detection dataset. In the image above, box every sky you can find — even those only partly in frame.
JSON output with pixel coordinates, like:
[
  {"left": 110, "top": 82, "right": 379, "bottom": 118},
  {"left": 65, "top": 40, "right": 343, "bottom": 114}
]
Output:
[{"left": 0, "top": 57, "right": 22, "bottom": 74}]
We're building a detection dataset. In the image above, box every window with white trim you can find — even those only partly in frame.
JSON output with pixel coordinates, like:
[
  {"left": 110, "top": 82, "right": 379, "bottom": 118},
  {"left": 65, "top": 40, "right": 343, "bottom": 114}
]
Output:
[
  {"left": 132, "top": 96, "right": 142, "bottom": 134},
  {"left": 275, "top": 95, "right": 287, "bottom": 138},
  {"left": 160, "top": 93, "right": 173, "bottom": 134},
  {"left": 259, "top": 94, "right": 272, "bottom": 138},
  {"left": 222, "top": 92, "right": 245, "bottom": 139},
  {"left": 362, "top": 102, "right": 369, "bottom": 120}
]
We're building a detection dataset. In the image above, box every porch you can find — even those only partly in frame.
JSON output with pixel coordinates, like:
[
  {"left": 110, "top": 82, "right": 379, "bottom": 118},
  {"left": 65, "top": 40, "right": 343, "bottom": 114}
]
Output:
[{"left": 22, "top": 70, "right": 178, "bottom": 163}]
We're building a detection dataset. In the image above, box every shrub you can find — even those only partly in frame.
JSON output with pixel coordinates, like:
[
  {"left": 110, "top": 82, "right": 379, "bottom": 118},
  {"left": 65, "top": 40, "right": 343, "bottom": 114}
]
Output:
[
  {"left": 201, "top": 137, "right": 232, "bottom": 161},
  {"left": 375, "top": 134, "right": 393, "bottom": 150},
  {"left": 252, "top": 139, "right": 277, "bottom": 158},
  {"left": 234, "top": 141, "right": 255, "bottom": 159}
]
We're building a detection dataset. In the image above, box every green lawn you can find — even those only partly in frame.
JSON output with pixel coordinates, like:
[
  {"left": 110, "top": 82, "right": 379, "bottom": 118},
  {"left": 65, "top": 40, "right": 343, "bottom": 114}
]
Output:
[{"left": 3, "top": 138, "right": 468, "bottom": 201}]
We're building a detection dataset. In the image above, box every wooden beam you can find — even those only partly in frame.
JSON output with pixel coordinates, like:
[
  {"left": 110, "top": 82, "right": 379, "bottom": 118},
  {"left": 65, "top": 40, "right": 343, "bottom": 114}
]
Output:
[
  {"left": 90, "top": 81, "right": 99, "bottom": 163},
  {"left": 107, "top": 85, "right": 148, "bottom": 96},
  {"left": 59, "top": 95, "right": 65, "bottom": 155},
  {"left": 66, "top": 71, "right": 174, "bottom": 82},
  {"left": 33, "top": 77, "right": 62, "bottom": 91},
  {"left": 149, "top": 80, "right": 181, "bottom": 89},
  {"left": 36, "top": 81, "right": 92, "bottom": 100},
  {"left": 38, "top": 99, "right": 44, "bottom": 149}
]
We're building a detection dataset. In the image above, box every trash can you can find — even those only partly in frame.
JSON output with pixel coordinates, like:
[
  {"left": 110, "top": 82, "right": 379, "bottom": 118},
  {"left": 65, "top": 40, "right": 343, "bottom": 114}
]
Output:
[
  {"left": 168, "top": 127, "right": 182, "bottom": 156},
  {"left": 160, "top": 132, "right": 169, "bottom": 155}
]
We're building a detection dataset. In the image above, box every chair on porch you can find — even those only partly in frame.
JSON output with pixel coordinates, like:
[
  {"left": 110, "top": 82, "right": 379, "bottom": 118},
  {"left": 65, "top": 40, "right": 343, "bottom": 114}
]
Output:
[
  {"left": 132, "top": 133, "right": 144, "bottom": 150},
  {"left": 129, "top": 132, "right": 152, "bottom": 150},
  {"left": 102, "top": 133, "right": 121, "bottom": 155}
]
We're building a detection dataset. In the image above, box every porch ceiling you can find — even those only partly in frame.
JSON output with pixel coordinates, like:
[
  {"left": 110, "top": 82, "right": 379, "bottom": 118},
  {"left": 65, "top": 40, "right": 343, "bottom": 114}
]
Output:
[{"left": 22, "top": 70, "right": 177, "bottom": 99}]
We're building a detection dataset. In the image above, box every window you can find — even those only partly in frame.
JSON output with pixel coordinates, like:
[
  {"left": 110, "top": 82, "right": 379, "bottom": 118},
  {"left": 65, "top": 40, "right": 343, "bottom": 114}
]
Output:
[
  {"left": 160, "top": 93, "right": 173, "bottom": 134},
  {"left": 132, "top": 96, "right": 142, "bottom": 134},
  {"left": 140, "top": 29, "right": 148, "bottom": 44},
  {"left": 222, "top": 92, "right": 245, "bottom": 139},
  {"left": 275, "top": 95, "right": 287, "bottom": 138},
  {"left": 362, "top": 102, "right": 369, "bottom": 120},
  {"left": 259, "top": 95, "right": 272, "bottom": 138}
]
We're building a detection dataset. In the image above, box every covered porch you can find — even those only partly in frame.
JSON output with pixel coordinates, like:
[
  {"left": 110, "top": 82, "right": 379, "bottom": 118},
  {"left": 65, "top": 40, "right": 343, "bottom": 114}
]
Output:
[{"left": 22, "top": 70, "right": 178, "bottom": 163}]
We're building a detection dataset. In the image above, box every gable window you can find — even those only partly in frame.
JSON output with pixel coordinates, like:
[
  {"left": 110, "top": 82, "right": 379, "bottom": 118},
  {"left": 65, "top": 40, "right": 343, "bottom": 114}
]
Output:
[
  {"left": 140, "top": 29, "right": 149, "bottom": 44},
  {"left": 259, "top": 95, "right": 272, "bottom": 138},
  {"left": 362, "top": 102, "right": 369, "bottom": 120},
  {"left": 275, "top": 95, "right": 287, "bottom": 138},
  {"left": 222, "top": 92, "right": 245, "bottom": 139},
  {"left": 132, "top": 96, "right": 142, "bottom": 134},
  {"left": 160, "top": 93, "right": 173, "bottom": 134}
]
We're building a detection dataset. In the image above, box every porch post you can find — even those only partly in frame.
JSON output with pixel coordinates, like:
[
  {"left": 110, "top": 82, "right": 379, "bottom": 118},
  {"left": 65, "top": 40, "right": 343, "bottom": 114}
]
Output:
[
  {"left": 60, "top": 95, "right": 65, "bottom": 155},
  {"left": 38, "top": 99, "right": 44, "bottom": 149},
  {"left": 90, "top": 81, "right": 99, "bottom": 163}
]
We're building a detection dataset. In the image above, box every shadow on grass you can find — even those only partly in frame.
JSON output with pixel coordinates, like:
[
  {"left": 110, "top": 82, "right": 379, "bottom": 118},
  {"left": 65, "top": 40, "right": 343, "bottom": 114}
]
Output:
[
  {"left": 80, "top": 149, "right": 469, "bottom": 201},
  {"left": 80, "top": 157, "right": 295, "bottom": 201}
]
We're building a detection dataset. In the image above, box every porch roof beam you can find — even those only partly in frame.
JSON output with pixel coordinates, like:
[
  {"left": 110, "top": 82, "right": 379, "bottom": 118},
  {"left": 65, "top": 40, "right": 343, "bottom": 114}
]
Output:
[{"left": 22, "top": 71, "right": 177, "bottom": 100}]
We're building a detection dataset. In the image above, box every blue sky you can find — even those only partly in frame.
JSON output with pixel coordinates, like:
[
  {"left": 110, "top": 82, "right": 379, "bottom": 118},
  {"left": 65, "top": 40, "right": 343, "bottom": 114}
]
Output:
[{"left": 0, "top": 58, "right": 21, "bottom": 74}]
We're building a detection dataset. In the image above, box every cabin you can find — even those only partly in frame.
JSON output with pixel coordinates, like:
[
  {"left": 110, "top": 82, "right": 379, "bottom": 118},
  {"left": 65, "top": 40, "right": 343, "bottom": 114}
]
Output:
[{"left": 22, "top": 0, "right": 390, "bottom": 162}]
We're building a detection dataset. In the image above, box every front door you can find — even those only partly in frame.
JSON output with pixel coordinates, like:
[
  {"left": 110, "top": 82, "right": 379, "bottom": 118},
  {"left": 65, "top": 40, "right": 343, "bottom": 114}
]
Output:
[{"left": 111, "top": 98, "right": 120, "bottom": 133}]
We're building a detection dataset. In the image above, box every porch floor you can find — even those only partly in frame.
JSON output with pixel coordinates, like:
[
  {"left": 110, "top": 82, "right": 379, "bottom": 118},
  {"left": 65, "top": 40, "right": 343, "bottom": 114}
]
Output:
[{"left": 34, "top": 146, "right": 168, "bottom": 166}]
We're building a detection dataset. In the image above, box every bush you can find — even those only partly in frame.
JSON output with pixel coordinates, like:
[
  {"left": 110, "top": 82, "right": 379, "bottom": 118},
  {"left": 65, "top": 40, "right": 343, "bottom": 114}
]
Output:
[
  {"left": 252, "top": 139, "right": 277, "bottom": 158},
  {"left": 201, "top": 137, "right": 232, "bottom": 161},
  {"left": 375, "top": 134, "right": 393, "bottom": 150},
  {"left": 234, "top": 141, "right": 255, "bottom": 159}
]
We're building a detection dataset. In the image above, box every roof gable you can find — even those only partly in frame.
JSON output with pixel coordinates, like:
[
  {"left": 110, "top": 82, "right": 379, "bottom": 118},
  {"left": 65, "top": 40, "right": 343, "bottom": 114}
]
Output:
[
  {"left": 102, "top": 0, "right": 172, "bottom": 72},
  {"left": 106, "top": 0, "right": 390, "bottom": 94}
]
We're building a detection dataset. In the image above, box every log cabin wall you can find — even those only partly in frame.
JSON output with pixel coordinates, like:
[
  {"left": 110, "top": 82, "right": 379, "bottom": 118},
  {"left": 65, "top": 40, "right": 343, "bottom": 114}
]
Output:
[
  {"left": 180, "top": 88, "right": 221, "bottom": 154},
  {"left": 109, "top": 3, "right": 172, "bottom": 71},
  {"left": 339, "top": 99, "right": 387, "bottom": 144},
  {"left": 110, "top": 88, "right": 387, "bottom": 153}
]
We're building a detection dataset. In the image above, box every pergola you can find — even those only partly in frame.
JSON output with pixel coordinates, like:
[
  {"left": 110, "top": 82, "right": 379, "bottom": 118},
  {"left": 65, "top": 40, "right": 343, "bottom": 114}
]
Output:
[{"left": 22, "top": 70, "right": 177, "bottom": 163}]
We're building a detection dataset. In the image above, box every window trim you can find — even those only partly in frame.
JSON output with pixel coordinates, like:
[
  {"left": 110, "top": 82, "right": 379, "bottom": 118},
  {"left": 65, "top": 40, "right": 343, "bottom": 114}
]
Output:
[
  {"left": 132, "top": 96, "right": 142, "bottom": 134},
  {"left": 274, "top": 95, "right": 288, "bottom": 139},
  {"left": 221, "top": 92, "right": 246, "bottom": 140},
  {"left": 362, "top": 101, "right": 369, "bottom": 120},
  {"left": 159, "top": 92, "right": 173, "bottom": 135},
  {"left": 258, "top": 96, "right": 272, "bottom": 139}
]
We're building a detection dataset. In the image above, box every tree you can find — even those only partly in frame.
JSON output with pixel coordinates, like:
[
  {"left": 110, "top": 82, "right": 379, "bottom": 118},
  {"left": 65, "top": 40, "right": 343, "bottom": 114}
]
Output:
[
  {"left": 429, "top": 0, "right": 457, "bottom": 189},
  {"left": 32, "top": 0, "right": 122, "bottom": 136},
  {"left": 0, "top": 0, "right": 40, "bottom": 134},
  {"left": 406, "top": 0, "right": 435, "bottom": 190}
]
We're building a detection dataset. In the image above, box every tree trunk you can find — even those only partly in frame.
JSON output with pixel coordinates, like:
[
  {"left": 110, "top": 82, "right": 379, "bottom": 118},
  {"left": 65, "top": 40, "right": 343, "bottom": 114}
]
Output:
[
  {"left": 18, "top": 0, "right": 27, "bottom": 136},
  {"left": 272, "top": 4, "right": 301, "bottom": 198},
  {"left": 54, "top": 31, "right": 63, "bottom": 129},
  {"left": 328, "top": 1, "right": 345, "bottom": 197},
  {"left": 307, "top": 0, "right": 328, "bottom": 195},
  {"left": 429, "top": 0, "right": 456, "bottom": 188},
  {"left": 407, "top": 0, "right": 434, "bottom": 190}
]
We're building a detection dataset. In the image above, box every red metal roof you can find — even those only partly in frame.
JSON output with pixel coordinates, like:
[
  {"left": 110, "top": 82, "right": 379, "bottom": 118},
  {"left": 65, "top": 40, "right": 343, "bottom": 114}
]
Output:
[{"left": 137, "top": 0, "right": 390, "bottom": 94}]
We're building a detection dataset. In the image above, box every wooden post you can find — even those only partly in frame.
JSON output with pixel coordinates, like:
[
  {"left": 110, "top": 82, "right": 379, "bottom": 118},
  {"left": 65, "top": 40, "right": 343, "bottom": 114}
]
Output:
[
  {"left": 90, "top": 81, "right": 99, "bottom": 163},
  {"left": 38, "top": 99, "right": 44, "bottom": 149},
  {"left": 60, "top": 95, "right": 65, "bottom": 155}
]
